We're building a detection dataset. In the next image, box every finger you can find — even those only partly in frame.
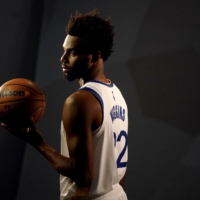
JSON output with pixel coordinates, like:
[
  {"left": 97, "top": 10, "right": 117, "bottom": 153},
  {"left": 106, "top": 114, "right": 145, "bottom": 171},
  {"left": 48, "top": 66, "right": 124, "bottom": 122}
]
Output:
[
  {"left": 1, "top": 123, "right": 12, "bottom": 132},
  {"left": 27, "top": 127, "right": 31, "bottom": 133},
  {"left": 28, "top": 117, "right": 34, "bottom": 126},
  {"left": 20, "top": 127, "right": 31, "bottom": 133},
  {"left": 1, "top": 123, "right": 20, "bottom": 136},
  {"left": 30, "top": 117, "right": 35, "bottom": 123},
  {"left": 29, "top": 117, "right": 36, "bottom": 130}
]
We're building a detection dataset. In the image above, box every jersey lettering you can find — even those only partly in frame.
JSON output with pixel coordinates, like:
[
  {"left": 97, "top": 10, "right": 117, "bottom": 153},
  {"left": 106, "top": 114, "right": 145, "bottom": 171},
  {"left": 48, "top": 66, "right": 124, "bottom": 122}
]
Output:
[
  {"left": 112, "top": 91, "right": 116, "bottom": 101},
  {"left": 110, "top": 105, "right": 125, "bottom": 122}
]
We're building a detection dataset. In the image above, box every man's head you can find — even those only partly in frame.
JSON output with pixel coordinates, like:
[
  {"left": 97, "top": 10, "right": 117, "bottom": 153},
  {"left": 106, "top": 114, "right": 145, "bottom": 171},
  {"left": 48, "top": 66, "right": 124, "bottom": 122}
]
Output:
[{"left": 66, "top": 9, "right": 114, "bottom": 61}]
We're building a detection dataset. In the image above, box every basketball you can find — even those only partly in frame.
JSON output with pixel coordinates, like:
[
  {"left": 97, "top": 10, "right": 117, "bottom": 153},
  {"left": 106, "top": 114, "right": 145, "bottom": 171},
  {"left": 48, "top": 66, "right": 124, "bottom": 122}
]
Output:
[{"left": 0, "top": 78, "right": 46, "bottom": 128}]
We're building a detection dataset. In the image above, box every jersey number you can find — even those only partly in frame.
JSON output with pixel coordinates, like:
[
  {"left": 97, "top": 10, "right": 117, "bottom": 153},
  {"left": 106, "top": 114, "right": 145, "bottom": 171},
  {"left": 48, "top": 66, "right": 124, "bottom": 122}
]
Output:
[{"left": 113, "top": 131, "right": 128, "bottom": 168}]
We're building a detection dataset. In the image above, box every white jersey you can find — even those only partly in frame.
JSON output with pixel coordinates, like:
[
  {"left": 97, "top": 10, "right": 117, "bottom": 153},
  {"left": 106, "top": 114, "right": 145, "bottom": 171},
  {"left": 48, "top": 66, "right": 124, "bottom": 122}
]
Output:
[{"left": 60, "top": 80, "right": 128, "bottom": 199}]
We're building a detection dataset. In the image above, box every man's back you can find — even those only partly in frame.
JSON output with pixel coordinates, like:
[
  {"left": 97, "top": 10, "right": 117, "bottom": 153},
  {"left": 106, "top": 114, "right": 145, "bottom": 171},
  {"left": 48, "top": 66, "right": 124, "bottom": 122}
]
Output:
[{"left": 60, "top": 80, "right": 128, "bottom": 199}]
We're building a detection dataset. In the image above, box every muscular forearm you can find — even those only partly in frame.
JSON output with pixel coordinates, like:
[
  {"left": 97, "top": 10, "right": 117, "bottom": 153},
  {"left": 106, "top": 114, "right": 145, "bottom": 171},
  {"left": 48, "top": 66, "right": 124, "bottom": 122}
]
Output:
[
  {"left": 1, "top": 121, "right": 92, "bottom": 187},
  {"left": 35, "top": 141, "right": 92, "bottom": 186},
  {"left": 34, "top": 141, "right": 74, "bottom": 179}
]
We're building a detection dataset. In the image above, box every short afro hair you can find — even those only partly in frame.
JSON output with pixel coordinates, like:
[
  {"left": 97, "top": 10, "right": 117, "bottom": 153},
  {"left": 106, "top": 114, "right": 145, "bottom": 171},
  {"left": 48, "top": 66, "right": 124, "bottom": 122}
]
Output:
[{"left": 66, "top": 9, "right": 115, "bottom": 61}]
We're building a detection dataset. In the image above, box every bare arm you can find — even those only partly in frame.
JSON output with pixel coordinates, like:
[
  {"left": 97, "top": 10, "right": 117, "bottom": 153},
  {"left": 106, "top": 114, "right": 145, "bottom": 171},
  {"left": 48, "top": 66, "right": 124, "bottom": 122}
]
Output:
[
  {"left": 1, "top": 118, "right": 76, "bottom": 182},
  {"left": 1, "top": 90, "right": 101, "bottom": 187}
]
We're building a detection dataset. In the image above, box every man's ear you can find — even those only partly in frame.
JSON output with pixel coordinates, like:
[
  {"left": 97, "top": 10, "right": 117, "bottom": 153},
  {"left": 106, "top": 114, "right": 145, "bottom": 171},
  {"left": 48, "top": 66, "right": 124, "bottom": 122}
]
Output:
[{"left": 92, "top": 51, "right": 101, "bottom": 62}]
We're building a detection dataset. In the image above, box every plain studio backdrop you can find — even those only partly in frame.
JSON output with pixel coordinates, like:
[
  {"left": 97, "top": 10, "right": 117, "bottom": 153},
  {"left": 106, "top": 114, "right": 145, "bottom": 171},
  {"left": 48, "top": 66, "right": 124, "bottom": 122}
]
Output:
[{"left": 0, "top": 0, "right": 200, "bottom": 199}]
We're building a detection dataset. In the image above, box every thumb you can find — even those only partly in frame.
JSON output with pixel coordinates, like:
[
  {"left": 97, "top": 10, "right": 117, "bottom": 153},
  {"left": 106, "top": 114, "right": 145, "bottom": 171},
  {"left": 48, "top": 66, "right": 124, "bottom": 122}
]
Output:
[{"left": 1, "top": 122, "right": 12, "bottom": 132}]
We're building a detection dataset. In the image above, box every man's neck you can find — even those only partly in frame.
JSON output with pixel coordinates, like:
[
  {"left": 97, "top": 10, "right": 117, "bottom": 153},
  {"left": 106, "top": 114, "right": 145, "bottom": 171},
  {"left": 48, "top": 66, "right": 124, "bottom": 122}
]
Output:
[{"left": 78, "top": 58, "right": 109, "bottom": 87}]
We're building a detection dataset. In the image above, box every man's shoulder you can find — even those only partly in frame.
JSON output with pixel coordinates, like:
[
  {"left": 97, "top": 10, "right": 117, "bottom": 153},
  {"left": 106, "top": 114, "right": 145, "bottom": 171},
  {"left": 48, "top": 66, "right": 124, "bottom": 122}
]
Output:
[{"left": 66, "top": 90, "right": 100, "bottom": 108}]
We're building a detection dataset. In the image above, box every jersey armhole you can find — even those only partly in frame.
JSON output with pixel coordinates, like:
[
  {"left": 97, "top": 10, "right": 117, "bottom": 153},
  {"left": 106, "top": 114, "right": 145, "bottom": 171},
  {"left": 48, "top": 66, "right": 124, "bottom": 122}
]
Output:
[
  {"left": 79, "top": 87, "right": 104, "bottom": 110},
  {"left": 79, "top": 87, "right": 104, "bottom": 135}
]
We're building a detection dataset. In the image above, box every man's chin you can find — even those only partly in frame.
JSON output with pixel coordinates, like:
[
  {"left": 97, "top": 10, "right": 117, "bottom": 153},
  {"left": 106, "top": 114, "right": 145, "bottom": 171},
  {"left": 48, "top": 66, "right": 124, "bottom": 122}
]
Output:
[{"left": 63, "top": 74, "right": 76, "bottom": 82}]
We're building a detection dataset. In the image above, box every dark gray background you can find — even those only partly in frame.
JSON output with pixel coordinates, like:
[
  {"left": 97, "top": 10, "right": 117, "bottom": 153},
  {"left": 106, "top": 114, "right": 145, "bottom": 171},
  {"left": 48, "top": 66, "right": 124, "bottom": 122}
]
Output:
[{"left": 0, "top": 0, "right": 200, "bottom": 199}]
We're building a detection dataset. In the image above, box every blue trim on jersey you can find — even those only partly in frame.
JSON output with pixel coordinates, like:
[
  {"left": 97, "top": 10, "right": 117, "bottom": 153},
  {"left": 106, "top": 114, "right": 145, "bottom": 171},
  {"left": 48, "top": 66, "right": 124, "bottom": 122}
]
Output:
[
  {"left": 79, "top": 87, "right": 104, "bottom": 111},
  {"left": 87, "top": 80, "right": 114, "bottom": 88}
]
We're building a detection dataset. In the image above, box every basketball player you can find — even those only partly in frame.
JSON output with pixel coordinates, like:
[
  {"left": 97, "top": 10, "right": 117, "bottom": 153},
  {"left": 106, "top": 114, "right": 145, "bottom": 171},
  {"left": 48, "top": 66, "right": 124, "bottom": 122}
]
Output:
[{"left": 2, "top": 10, "right": 128, "bottom": 200}]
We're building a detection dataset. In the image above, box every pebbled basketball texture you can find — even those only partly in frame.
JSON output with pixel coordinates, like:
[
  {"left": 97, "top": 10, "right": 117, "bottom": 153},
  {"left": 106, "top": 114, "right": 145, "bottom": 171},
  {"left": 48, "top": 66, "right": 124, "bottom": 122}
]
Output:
[{"left": 0, "top": 78, "right": 46, "bottom": 128}]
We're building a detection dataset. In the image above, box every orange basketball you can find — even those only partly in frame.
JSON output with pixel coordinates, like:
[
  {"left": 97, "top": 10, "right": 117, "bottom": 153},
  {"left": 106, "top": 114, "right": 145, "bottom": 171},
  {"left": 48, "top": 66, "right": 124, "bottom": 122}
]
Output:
[{"left": 0, "top": 78, "right": 46, "bottom": 128}]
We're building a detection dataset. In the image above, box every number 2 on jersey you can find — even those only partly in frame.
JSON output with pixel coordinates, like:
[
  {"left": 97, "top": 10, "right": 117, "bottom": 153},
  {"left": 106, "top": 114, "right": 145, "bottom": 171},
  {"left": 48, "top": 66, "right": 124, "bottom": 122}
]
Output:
[{"left": 113, "top": 131, "right": 128, "bottom": 168}]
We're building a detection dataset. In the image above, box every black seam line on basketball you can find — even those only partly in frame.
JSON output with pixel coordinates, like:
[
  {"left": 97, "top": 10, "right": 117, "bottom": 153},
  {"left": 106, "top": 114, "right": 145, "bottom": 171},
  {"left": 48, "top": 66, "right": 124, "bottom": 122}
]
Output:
[
  {"left": 4, "top": 84, "right": 43, "bottom": 95},
  {"left": 31, "top": 106, "right": 44, "bottom": 122},
  {"left": 30, "top": 106, "right": 45, "bottom": 121},
  {"left": 0, "top": 99, "right": 46, "bottom": 104},
  {"left": 30, "top": 106, "right": 45, "bottom": 111}
]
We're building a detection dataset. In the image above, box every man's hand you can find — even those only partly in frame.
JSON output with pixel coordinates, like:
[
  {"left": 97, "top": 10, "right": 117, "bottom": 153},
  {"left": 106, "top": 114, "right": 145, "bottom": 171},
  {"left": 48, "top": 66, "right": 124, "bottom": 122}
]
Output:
[{"left": 1, "top": 117, "right": 44, "bottom": 147}]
